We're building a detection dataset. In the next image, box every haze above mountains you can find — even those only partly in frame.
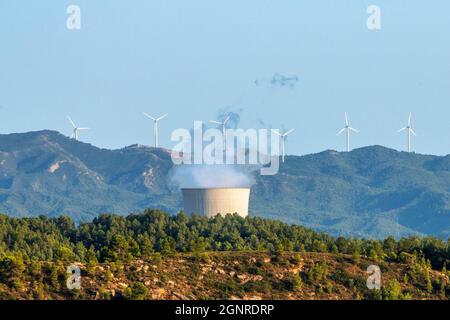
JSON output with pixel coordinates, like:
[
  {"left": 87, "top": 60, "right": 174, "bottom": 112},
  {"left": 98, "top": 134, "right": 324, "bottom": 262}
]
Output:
[{"left": 0, "top": 130, "right": 449, "bottom": 239}]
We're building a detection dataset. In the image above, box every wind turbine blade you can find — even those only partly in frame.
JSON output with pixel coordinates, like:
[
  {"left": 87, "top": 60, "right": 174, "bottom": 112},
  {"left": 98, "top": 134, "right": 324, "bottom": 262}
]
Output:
[
  {"left": 223, "top": 115, "right": 231, "bottom": 124},
  {"left": 209, "top": 120, "right": 222, "bottom": 125},
  {"left": 157, "top": 113, "right": 168, "bottom": 121},
  {"left": 77, "top": 127, "right": 89, "bottom": 130},
  {"left": 271, "top": 129, "right": 282, "bottom": 136},
  {"left": 67, "top": 116, "right": 76, "bottom": 128},
  {"left": 349, "top": 127, "right": 359, "bottom": 133},
  {"left": 410, "top": 128, "right": 417, "bottom": 136},
  {"left": 408, "top": 112, "right": 412, "bottom": 126},
  {"left": 397, "top": 127, "right": 406, "bottom": 132},
  {"left": 336, "top": 128, "right": 346, "bottom": 135},
  {"left": 143, "top": 112, "right": 156, "bottom": 120},
  {"left": 283, "top": 129, "right": 295, "bottom": 136},
  {"left": 345, "top": 112, "right": 349, "bottom": 126}
]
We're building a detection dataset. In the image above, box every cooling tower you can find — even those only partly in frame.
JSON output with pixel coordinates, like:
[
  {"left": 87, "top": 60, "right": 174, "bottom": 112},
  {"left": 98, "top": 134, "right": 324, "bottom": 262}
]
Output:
[{"left": 182, "top": 188, "right": 250, "bottom": 218}]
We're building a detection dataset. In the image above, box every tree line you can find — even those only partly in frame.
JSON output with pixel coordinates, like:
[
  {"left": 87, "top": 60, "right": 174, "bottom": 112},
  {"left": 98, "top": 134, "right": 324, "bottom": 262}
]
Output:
[{"left": 0, "top": 209, "right": 449, "bottom": 269}]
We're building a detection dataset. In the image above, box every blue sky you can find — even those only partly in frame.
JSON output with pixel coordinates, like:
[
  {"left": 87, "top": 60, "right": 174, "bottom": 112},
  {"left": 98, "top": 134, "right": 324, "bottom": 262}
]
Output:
[{"left": 0, "top": 1, "right": 449, "bottom": 155}]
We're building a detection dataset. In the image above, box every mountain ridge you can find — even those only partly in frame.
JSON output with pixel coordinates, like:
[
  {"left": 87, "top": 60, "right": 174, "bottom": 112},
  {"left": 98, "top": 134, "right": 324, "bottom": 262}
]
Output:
[{"left": 1, "top": 130, "right": 449, "bottom": 239}]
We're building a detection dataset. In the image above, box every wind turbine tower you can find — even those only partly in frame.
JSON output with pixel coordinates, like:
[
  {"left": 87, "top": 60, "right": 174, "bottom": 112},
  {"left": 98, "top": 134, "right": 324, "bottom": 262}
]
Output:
[
  {"left": 143, "top": 113, "right": 168, "bottom": 148},
  {"left": 67, "top": 116, "right": 89, "bottom": 140},
  {"left": 397, "top": 112, "right": 416, "bottom": 153},
  {"left": 337, "top": 112, "right": 359, "bottom": 152},
  {"left": 271, "top": 129, "right": 295, "bottom": 163}
]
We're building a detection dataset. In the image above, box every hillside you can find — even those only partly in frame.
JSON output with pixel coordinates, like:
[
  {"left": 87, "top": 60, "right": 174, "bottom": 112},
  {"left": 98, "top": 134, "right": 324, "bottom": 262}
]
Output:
[
  {"left": 1, "top": 130, "right": 450, "bottom": 238},
  {"left": 0, "top": 211, "right": 449, "bottom": 300},
  {"left": 254, "top": 147, "right": 450, "bottom": 238},
  {"left": 1, "top": 252, "right": 448, "bottom": 300},
  {"left": 0, "top": 130, "right": 177, "bottom": 221}
]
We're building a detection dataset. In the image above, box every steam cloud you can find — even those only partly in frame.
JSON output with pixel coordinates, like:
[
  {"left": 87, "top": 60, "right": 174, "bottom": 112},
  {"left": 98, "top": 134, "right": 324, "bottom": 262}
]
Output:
[
  {"left": 170, "top": 107, "right": 255, "bottom": 189},
  {"left": 170, "top": 165, "right": 254, "bottom": 189},
  {"left": 216, "top": 107, "right": 242, "bottom": 129},
  {"left": 254, "top": 72, "right": 299, "bottom": 89}
]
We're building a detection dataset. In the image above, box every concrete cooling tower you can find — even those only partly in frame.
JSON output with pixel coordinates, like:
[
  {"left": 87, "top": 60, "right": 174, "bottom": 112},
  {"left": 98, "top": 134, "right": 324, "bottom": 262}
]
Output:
[{"left": 182, "top": 188, "right": 250, "bottom": 218}]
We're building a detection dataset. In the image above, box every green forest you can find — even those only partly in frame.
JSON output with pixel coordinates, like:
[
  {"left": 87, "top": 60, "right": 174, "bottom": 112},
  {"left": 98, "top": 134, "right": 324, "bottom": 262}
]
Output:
[{"left": 0, "top": 210, "right": 449, "bottom": 300}]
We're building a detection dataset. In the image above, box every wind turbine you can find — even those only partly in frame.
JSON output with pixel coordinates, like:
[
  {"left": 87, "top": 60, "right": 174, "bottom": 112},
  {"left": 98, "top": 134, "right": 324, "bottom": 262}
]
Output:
[
  {"left": 67, "top": 116, "right": 89, "bottom": 140},
  {"left": 271, "top": 128, "right": 295, "bottom": 163},
  {"left": 397, "top": 112, "right": 416, "bottom": 153},
  {"left": 209, "top": 115, "right": 231, "bottom": 150},
  {"left": 337, "top": 112, "right": 359, "bottom": 152},
  {"left": 143, "top": 113, "right": 168, "bottom": 148}
]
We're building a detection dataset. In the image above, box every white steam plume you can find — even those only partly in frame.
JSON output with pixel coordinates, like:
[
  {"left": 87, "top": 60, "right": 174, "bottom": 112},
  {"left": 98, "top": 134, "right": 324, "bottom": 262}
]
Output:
[{"left": 170, "top": 165, "right": 254, "bottom": 189}]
